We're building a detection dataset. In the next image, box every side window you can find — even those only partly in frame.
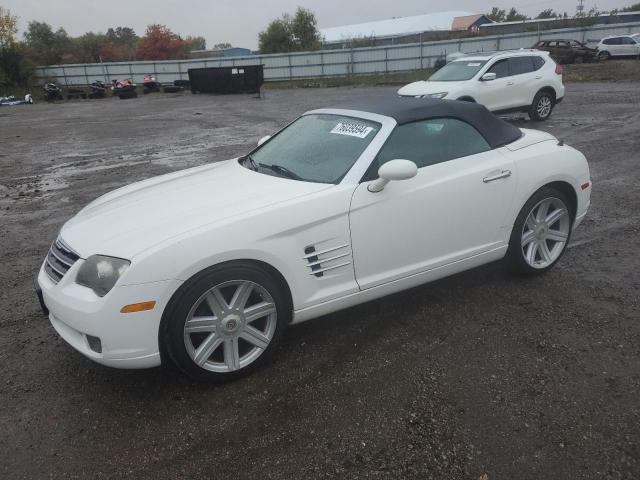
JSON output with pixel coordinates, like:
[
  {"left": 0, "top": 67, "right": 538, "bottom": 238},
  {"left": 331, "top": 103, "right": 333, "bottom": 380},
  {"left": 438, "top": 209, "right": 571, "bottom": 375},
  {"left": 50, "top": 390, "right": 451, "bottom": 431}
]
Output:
[
  {"left": 559, "top": 41, "right": 570, "bottom": 48},
  {"left": 486, "top": 59, "right": 509, "bottom": 78},
  {"left": 603, "top": 38, "right": 620, "bottom": 45},
  {"left": 509, "top": 56, "right": 535, "bottom": 75},
  {"left": 370, "top": 118, "right": 491, "bottom": 175},
  {"left": 532, "top": 56, "right": 545, "bottom": 70},
  {"left": 621, "top": 37, "right": 636, "bottom": 45}
]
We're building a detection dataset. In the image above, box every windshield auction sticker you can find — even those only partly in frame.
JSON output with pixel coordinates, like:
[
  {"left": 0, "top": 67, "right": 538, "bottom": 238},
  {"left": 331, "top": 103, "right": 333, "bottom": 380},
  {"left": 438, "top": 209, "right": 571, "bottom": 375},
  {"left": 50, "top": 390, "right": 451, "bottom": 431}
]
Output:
[{"left": 330, "top": 122, "right": 374, "bottom": 139}]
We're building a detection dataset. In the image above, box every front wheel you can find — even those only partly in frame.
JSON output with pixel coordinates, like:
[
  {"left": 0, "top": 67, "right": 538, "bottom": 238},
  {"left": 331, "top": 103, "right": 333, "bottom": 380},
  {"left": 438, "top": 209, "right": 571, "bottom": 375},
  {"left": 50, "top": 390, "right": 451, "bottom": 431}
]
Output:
[
  {"left": 162, "top": 263, "right": 288, "bottom": 382},
  {"left": 529, "top": 91, "right": 555, "bottom": 121},
  {"left": 598, "top": 51, "right": 610, "bottom": 61},
  {"left": 506, "top": 188, "right": 573, "bottom": 275}
]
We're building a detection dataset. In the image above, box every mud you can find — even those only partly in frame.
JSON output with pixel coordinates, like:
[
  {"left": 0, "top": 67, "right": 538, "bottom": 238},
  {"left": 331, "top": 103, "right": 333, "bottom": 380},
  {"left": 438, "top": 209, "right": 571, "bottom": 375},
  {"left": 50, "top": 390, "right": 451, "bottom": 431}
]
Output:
[{"left": 1, "top": 83, "right": 639, "bottom": 479}]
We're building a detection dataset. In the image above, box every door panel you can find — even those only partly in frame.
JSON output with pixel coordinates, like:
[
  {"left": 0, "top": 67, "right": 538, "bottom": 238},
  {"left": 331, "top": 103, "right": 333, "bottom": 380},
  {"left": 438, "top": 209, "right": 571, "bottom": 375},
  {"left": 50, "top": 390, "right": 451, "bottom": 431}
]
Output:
[
  {"left": 349, "top": 149, "right": 516, "bottom": 290},
  {"left": 476, "top": 59, "right": 513, "bottom": 111}
]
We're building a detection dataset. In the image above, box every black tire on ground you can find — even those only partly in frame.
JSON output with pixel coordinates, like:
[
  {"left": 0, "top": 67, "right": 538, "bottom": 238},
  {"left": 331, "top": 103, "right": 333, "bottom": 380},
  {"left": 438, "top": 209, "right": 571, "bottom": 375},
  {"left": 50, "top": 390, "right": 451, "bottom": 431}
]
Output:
[
  {"left": 529, "top": 90, "right": 555, "bottom": 121},
  {"left": 118, "top": 90, "right": 138, "bottom": 99},
  {"left": 506, "top": 187, "right": 573, "bottom": 276},
  {"left": 161, "top": 262, "right": 289, "bottom": 382},
  {"left": 598, "top": 51, "right": 610, "bottom": 61}
]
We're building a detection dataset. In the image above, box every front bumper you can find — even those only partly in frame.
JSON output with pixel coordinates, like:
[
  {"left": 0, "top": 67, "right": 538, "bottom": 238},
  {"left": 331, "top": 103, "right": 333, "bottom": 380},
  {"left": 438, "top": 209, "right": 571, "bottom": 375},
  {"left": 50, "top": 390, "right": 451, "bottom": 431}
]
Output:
[{"left": 37, "top": 262, "right": 182, "bottom": 369}]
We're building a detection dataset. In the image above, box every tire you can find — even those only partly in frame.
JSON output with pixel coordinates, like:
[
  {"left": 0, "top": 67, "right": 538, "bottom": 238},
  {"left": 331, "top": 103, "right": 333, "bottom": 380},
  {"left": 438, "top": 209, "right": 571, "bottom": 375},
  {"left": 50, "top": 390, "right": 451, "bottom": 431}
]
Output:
[
  {"left": 506, "top": 187, "right": 573, "bottom": 276},
  {"left": 598, "top": 51, "right": 610, "bottom": 61},
  {"left": 162, "top": 262, "right": 289, "bottom": 382},
  {"left": 529, "top": 90, "right": 555, "bottom": 121}
]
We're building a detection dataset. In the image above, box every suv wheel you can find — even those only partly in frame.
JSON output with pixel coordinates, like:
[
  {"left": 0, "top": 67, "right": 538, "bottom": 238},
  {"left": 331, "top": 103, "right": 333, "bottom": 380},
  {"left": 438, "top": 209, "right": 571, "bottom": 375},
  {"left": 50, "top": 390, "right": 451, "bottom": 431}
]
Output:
[
  {"left": 598, "top": 51, "right": 610, "bottom": 61},
  {"left": 529, "top": 91, "right": 555, "bottom": 121}
]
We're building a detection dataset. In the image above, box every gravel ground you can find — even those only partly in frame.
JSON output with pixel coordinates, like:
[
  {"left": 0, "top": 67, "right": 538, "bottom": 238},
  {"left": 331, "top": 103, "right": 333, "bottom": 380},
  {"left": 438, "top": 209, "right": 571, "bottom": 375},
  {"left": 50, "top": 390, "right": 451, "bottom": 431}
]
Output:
[{"left": 0, "top": 83, "right": 639, "bottom": 480}]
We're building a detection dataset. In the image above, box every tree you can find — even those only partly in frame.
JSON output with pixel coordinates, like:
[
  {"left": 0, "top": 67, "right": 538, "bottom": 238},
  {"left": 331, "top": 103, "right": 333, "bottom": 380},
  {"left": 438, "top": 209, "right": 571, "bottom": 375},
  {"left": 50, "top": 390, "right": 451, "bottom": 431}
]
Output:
[
  {"left": 0, "top": 5, "right": 18, "bottom": 48},
  {"left": 213, "top": 42, "right": 233, "bottom": 49},
  {"left": 106, "top": 26, "right": 137, "bottom": 45},
  {"left": 258, "top": 7, "right": 321, "bottom": 53},
  {"left": 536, "top": 9, "right": 559, "bottom": 19},
  {"left": 486, "top": 7, "right": 506, "bottom": 22},
  {"left": 259, "top": 15, "right": 294, "bottom": 53},
  {"left": 23, "top": 21, "right": 72, "bottom": 65},
  {"left": 72, "top": 32, "right": 108, "bottom": 63},
  {"left": 0, "top": 42, "right": 33, "bottom": 89},
  {"left": 136, "top": 24, "right": 187, "bottom": 60},
  {"left": 291, "top": 7, "right": 321, "bottom": 50},
  {"left": 621, "top": 3, "right": 640, "bottom": 11},
  {"left": 505, "top": 8, "right": 529, "bottom": 21},
  {"left": 184, "top": 35, "right": 206, "bottom": 52}
]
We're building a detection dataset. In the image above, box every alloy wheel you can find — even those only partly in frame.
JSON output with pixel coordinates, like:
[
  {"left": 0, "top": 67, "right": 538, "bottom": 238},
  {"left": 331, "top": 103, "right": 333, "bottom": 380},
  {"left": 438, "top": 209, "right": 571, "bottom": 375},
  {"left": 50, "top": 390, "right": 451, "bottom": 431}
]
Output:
[
  {"left": 183, "top": 280, "right": 277, "bottom": 373},
  {"left": 536, "top": 96, "right": 552, "bottom": 119},
  {"left": 521, "top": 197, "right": 571, "bottom": 269}
]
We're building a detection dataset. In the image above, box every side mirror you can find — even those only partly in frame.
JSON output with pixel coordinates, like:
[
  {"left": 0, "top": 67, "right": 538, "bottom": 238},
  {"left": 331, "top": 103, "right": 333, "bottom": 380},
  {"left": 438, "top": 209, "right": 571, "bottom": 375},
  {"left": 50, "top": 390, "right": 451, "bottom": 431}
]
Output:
[
  {"left": 481, "top": 72, "right": 497, "bottom": 81},
  {"left": 368, "top": 159, "right": 418, "bottom": 192},
  {"left": 257, "top": 135, "right": 271, "bottom": 147}
]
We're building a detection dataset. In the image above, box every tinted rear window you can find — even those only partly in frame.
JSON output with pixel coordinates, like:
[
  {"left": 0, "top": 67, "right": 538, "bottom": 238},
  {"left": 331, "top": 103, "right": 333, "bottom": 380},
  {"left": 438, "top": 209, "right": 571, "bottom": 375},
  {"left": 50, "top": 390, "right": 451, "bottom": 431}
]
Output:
[
  {"left": 532, "top": 56, "right": 545, "bottom": 70},
  {"left": 509, "top": 57, "right": 534, "bottom": 75}
]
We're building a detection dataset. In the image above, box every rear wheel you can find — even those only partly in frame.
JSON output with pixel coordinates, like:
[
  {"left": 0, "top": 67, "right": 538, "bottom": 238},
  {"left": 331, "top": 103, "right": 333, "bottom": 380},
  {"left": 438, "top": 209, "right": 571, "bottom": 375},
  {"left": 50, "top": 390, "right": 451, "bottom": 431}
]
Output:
[
  {"left": 162, "top": 263, "right": 288, "bottom": 382},
  {"left": 529, "top": 91, "right": 555, "bottom": 121},
  {"left": 507, "top": 188, "right": 573, "bottom": 275}
]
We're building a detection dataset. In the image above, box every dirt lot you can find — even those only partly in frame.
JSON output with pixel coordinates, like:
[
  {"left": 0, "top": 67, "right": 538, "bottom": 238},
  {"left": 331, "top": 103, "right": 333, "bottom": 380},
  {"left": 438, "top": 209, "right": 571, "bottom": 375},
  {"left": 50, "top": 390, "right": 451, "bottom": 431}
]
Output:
[{"left": 1, "top": 83, "right": 639, "bottom": 480}]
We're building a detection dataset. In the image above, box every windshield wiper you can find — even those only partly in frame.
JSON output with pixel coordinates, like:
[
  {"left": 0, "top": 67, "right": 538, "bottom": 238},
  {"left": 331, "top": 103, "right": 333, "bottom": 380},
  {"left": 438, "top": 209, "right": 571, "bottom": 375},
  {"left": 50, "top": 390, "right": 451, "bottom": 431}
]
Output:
[
  {"left": 261, "top": 163, "right": 303, "bottom": 181},
  {"left": 241, "top": 154, "right": 259, "bottom": 172}
]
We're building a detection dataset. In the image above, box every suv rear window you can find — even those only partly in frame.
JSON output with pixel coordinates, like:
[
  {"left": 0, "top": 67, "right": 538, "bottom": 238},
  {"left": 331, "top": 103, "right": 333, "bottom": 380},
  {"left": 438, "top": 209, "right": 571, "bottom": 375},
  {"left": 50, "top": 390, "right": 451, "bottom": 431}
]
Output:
[
  {"left": 532, "top": 56, "right": 545, "bottom": 70},
  {"left": 509, "top": 57, "right": 535, "bottom": 75}
]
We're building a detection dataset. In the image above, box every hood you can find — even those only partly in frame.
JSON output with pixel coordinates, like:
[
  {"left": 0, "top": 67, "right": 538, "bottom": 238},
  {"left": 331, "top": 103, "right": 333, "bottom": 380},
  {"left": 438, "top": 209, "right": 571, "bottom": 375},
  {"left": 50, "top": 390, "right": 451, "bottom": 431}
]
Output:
[
  {"left": 60, "top": 160, "right": 331, "bottom": 259},
  {"left": 397, "top": 81, "right": 459, "bottom": 97}
]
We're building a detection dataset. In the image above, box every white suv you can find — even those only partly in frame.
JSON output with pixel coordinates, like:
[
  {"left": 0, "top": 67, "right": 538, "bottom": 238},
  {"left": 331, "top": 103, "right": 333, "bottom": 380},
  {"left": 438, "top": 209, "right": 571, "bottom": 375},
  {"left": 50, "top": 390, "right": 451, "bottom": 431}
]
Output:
[
  {"left": 596, "top": 34, "right": 640, "bottom": 60},
  {"left": 398, "top": 50, "right": 565, "bottom": 121}
]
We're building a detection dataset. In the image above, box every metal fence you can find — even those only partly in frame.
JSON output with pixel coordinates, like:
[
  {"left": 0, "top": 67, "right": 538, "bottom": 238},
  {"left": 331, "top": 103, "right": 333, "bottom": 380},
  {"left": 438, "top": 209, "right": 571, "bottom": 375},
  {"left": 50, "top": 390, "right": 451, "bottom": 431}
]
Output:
[{"left": 35, "top": 21, "right": 640, "bottom": 86}]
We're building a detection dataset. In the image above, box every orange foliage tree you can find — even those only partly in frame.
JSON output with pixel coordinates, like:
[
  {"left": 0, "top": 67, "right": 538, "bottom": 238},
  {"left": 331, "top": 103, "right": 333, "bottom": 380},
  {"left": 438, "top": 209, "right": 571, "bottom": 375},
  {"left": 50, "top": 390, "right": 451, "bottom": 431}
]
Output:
[{"left": 136, "top": 24, "right": 187, "bottom": 60}]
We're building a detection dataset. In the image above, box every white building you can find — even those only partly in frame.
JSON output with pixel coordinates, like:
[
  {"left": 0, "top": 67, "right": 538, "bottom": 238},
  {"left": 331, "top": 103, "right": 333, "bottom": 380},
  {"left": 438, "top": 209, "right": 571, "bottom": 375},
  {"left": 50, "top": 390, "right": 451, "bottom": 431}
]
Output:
[{"left": 320, "top": 11, "right": 477, "bottom": 44}]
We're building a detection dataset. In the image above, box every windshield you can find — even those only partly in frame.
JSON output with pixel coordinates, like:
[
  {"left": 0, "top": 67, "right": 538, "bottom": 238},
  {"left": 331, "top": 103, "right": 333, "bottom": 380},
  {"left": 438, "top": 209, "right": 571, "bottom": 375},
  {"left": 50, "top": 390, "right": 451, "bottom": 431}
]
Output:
[
  {"left": 429, "top": 60, "right": 488, "bottom": 81},
  {"left": 248, "top": 114, "right": 381, "bottom": 184}
]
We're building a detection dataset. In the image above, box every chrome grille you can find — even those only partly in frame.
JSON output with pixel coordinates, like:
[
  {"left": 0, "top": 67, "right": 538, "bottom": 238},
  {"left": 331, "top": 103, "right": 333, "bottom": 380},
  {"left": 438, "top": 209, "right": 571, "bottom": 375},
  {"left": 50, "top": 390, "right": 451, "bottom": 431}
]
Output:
[{"left": 44, "top": 238, "right": 80, "bottom": 284}]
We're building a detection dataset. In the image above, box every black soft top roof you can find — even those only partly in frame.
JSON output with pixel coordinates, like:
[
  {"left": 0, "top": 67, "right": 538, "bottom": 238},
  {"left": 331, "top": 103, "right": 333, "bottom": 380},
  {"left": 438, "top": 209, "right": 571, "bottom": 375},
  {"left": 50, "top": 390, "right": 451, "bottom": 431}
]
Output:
[{"left": 336, "top": 97, "right": 522, "bottom": 148}]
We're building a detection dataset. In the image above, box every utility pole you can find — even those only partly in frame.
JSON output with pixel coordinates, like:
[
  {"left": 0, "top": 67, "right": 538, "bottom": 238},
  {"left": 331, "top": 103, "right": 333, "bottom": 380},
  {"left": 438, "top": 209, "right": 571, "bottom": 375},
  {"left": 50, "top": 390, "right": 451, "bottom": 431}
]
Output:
[{"left": 576, "top": 0, "right": 585, "bottom": 18}]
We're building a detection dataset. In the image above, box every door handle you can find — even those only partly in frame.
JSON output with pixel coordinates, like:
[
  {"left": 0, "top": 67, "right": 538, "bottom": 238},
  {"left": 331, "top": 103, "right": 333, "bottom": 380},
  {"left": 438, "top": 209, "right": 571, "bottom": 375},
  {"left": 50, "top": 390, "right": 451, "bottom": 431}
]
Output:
[
  {"left": 483, "top": 169, "right": 512, "bottom": 183},
  {"left": 535, "top": 75, "right": 542, "bottom": 79},
  {"left": 506, "top": 81, "right": 514, "bottom": 86}
]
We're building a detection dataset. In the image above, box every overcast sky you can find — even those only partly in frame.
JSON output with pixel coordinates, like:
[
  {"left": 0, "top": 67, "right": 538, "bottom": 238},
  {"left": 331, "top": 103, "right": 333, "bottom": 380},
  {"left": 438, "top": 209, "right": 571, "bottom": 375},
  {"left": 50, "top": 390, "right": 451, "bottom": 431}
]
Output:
[{"left": 3, "top": 0, "right": 635, "bottom": 49}]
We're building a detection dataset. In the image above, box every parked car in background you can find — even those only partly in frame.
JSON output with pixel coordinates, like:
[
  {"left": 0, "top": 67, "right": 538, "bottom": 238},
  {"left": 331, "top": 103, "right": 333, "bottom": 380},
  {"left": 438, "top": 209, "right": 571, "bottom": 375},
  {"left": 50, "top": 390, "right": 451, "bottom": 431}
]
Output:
[
  {"left": 36, "top": 98, "right": 591, "bottom": 382},
  {"left": 531, "top": 39, "right": 597, "bottom": 64},
  {"left": 596, "top": 34, "right": 640, "bottom": 60},
  {"left": 398, "top": 50, "right": 564, "bottom": 121}
]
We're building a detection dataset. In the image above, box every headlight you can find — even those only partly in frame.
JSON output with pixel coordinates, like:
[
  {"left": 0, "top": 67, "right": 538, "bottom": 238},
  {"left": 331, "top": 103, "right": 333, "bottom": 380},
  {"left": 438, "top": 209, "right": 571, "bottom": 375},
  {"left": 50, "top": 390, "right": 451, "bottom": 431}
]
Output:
[
  {"left": 428, "top": 92, "right": 448, "bottom": 99},
  {"left": 76, "top": 255, "right": 130, "bottom": 297}
]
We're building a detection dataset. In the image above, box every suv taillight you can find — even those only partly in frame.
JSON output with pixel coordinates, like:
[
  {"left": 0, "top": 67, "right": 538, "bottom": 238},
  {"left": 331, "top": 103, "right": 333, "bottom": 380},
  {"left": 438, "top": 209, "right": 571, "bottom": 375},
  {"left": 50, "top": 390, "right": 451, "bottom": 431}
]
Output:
[{"left": 555, "top": 64, "right": 563, "bottom": 75}]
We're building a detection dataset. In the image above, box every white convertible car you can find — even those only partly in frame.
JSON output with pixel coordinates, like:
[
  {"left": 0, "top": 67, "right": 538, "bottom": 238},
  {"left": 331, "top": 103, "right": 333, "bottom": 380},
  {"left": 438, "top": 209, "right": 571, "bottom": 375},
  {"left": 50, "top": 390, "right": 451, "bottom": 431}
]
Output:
[{"left": 36, "top": 98, "right": 591, "bottom": 382}]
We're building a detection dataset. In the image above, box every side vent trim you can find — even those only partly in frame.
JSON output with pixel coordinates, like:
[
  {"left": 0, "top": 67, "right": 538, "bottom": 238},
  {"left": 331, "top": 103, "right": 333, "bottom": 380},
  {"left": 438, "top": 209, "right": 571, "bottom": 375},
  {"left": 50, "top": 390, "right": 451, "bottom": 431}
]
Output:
[{"left": 303, "top": 243, "right": 351, "bottom": 278}]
